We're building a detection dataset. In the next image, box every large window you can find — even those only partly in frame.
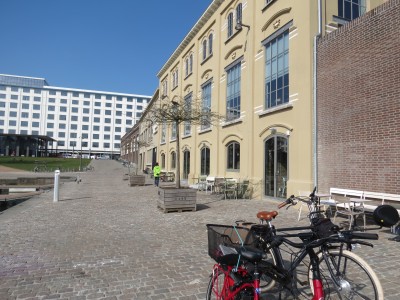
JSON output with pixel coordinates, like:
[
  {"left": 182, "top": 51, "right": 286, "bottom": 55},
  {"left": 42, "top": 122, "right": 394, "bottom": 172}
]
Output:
[
  {"left": 203, "top": 40, "right": 207, "bottom": 61},
  {"left": 171, "top": 123, "right": 177, "bottom": 140},
  {"left": 200, "top": 147, "right": 210, "bottom": 175},
  {"left": 227, "top": 142, "right": 240, "bottom": 170},
  {"left": 185, "top": 56, "right": 190, "bottom": 77},
  {"left": 208, "top": 33, "right": 213, "bottom": 55},
  {"left": 236, "top": 3, "right": 242, "bottom": 26},
  {"left": 172, "top": 69, "right": 179, "bottom": 89},
  {"left": 171, "top": 151, "right": 176, "bottom": 169},
  {"left": 227, "top": 12, "right": 234, "bottom": 38},
  {"left": 226, "top": 60, "right": 241, "bottom": 121},
  {"left": 201, "top": 80, "right": 212, "bottom": 130},
  {"left": 184, "top": 93, "right": 192, "bottom": 136},
  {"left": 161, "top": 121, "right": 166, "bottom": 144},
  {"left": 161, "top": 153, "right": 166, "bottom": 168},
  {"left": 264, "top": 25, "right": 289, "bottom": 109},
  {"left": 338, "top": 0, "right": 366, "bottom": 20}
]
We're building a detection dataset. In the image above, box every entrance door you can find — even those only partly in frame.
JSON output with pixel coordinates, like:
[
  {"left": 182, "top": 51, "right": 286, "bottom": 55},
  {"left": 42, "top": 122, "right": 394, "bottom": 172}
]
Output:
[
  {"left": 265, "top": 136, "right": 288, "bottom": 198},
  {"left": 183, "top": 150, "right": 190, "bottom": 180}
]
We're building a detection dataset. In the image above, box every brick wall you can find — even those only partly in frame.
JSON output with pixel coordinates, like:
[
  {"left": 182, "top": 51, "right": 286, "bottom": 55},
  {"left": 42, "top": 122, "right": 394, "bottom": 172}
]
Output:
[{"left": 317, "top": 0, "right": 400, "bottom": 194}]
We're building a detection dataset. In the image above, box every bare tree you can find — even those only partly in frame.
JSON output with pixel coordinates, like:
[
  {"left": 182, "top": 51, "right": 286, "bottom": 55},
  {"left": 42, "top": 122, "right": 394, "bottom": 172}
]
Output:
[
  {"left": 145, "top": 96, "right": 224, "bottom": 188},
  {"left": 132, "top": 139, "right": 150, "bottom": 175}
]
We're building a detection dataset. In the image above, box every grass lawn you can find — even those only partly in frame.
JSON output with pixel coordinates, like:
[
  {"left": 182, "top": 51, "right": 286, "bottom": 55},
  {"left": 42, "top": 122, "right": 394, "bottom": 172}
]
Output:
[{"left": 0, "top": 156, "right": 92, "bottom": 172}]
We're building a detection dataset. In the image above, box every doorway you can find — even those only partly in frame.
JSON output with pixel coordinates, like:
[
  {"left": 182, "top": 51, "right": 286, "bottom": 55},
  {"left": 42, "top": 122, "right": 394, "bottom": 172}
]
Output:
[{"left": 265, "top": 135, "right": 288, "bottom": 198}]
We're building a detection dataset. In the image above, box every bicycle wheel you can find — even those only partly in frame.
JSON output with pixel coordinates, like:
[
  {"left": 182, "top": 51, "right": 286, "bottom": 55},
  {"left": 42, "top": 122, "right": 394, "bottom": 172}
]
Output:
[
  {"left": 309, "top": 249, "right": 384, "bottom": 299},
  {"left": 206, "top": 267, "right": 229, "bottom": 300},
  {"left": 258, "top": 246, "right": 280, "bottom": 292}
]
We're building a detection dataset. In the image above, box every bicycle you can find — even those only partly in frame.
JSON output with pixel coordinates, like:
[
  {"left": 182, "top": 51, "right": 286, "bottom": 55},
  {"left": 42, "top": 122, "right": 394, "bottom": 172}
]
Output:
[
  {"left": 206, "top": 224, "right": 266, "bottom": 300},
  {"left": 206, "top": 222, "right": 330, "bottom": 299},
  {"left": 245, "top": 193, "right": 391, "bottom": 299}
]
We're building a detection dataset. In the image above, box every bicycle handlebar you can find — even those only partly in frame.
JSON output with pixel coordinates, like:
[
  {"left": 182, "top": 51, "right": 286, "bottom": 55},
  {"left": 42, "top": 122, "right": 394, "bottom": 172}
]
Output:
[
  {"left": 278, "top": 195, "right": 309, "bottom": 209},
  {"left": 274, "top": 229, "right": 378, "bottom": 250},
  {"left": 278, "top": 198, "right": 292, "bottom": 209}
]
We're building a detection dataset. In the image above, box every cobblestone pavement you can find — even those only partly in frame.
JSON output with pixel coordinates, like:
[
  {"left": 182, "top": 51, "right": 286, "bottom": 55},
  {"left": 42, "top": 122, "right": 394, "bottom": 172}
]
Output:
[{"left": 0, "top": 160, "right": 399, "bottom": 299}]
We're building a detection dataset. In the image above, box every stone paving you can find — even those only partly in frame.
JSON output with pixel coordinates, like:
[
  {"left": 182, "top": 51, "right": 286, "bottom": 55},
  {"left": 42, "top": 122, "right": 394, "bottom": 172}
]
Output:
[{"left": 0, "top": 159, "right": 399, "bottom": 299}]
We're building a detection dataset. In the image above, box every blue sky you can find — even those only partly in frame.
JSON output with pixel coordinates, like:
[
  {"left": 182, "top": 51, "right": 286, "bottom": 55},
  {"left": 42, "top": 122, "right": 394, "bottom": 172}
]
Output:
[{"left": 0, "top": 0, "right": 212, "bottom": 96}]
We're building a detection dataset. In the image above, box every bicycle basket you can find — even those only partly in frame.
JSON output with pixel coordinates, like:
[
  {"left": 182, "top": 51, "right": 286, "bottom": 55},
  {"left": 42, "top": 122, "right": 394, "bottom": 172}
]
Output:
[
  {"left": 311, "top": 217, "right": 338, "bottom": 238},
  {"left": 206, "top": 224, "right": 254, "bottom": 262}
]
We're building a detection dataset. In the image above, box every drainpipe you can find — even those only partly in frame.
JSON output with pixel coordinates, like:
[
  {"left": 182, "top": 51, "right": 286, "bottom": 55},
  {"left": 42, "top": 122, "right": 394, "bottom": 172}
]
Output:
[{"left": 313, "top": 0, "right": 322, "bottom": 189}]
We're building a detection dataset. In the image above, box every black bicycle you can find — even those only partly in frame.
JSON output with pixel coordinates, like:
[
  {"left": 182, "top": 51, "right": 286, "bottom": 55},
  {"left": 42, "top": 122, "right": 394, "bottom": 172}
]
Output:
[
  {"left": 206, "top": 222, "right": 330, "bottom": 300},
  {"left": 236, "top": 191, "right": 399, "bottom": 299}
]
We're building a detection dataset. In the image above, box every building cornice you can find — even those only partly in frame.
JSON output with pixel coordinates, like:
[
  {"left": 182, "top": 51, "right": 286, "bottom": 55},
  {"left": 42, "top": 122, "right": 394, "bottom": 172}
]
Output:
[{"left": 157, "top": 0, "right": 224, "bottom": 78}]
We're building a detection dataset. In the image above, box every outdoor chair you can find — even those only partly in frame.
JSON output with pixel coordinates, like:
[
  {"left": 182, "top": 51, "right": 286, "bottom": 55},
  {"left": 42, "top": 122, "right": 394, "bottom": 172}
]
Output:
[
  {"left": 224, "top": 178, "right": 238, "bottom": 199},
  {"left": 197, "top": 175, "right": 207, "bottom": 191},
  {"left": 297, "top": 190, "right": 312, "bottom": 221},
  {"left": 214, "top": 177, "right": 225, "bottom": 194},
  {"left": 333, "top": 196, "right": 366, "bottom": 230},
  {"left": 205, "top": 176, "right": 215, "bottom": 194}
]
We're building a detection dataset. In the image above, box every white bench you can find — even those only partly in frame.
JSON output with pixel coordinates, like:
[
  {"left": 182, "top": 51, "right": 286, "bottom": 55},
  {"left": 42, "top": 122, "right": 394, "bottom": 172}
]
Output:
[
  {"left": 362, "top": 191, "right": 400, "bottom": 212},
  {"left": 329, "top": 188, "right": 363, "bottom": 208},
  {"left": 328, "top": 188, "right": 400, "bottom": 212}
]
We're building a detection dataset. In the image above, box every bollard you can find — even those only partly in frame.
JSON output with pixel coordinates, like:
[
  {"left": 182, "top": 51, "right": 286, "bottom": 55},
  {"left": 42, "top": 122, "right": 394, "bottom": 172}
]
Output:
[{"left": 53, "top": 170, "right": 60, "bottom": 203}]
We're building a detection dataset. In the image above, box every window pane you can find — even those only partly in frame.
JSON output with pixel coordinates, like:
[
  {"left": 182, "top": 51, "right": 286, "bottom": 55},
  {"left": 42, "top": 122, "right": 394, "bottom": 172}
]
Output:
[
  {"left": 226, "top": 62, "right": 241, "bottom": 121},
  {"left": 265, "top": 30, "right": 289, "bottom": 108}
]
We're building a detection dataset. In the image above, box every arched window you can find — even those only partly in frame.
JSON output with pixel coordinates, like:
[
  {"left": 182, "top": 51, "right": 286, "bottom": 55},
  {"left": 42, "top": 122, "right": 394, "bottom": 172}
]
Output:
[
  {"left": 236, "top": 3, "right": 242, "bottom": 27},
  {"left": 189, "top": 54, "right": 193, "bottom": 73},
  {"left": 185, "top": 58, "right": 189, "bottom": 77},
  {"left": 227, "top": 12, "right": 233, "bottom": 38},
  {"left": 227, "top": 142, "right": 240, "bottom": 170},
  {"left": 171, "top": 151, "right": 176, "bottom": 169},
  {"left": 161, "top": 153, "right": 165, "bottom": 168},
  {"left": 183, "top": 150, "right": 190, "bottom": 180},
  {"left": 203, "top": 40, "right": 207, "bottom": 61},
  {"left": 208, "top": 33, "right": 213, "bottom": 55},
  {"left": 200, "top": 147, "right": 210, "bottom": 175}
]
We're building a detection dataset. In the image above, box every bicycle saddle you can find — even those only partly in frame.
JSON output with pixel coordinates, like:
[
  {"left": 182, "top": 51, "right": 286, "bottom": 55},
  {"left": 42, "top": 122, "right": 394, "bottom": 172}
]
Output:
[{"left": 256, "top": 210, "right": 278, "bottom": 222}]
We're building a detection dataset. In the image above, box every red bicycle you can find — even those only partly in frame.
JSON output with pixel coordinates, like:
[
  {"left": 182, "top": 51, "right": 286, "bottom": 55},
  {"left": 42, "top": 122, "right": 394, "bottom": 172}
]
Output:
[{"left": 206, "top": 224, "right": 265, "bottom": 300}]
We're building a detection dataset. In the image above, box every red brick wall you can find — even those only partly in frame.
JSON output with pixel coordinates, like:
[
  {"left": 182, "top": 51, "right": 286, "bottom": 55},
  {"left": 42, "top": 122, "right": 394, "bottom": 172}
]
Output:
[{"left": 317, "top": 0, "right": 400, "bottom": 194}]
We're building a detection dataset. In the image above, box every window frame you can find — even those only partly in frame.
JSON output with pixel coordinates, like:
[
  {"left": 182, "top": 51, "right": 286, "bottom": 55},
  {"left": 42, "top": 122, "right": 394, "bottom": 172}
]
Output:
[
  {"left": 183, "top": 92, "right": 192, "bottom": 136},
  {"left": 226, "top": 141, "right": 240, "bottom": 171},
  {"left": 201, "top": 79, "right": 212, "bottom": 130},
  {"left": 200, "top": 147, "right": 210, "bottom": 175},
  {"left": 225, "top": 57, "right": 242, "bottom": 122},
  {"left": 263, "top": 21, "right": 291, "bottom": 110},
  {"left": 171, "top": 151, "right": 176, "bottom": 169},
  {"left": 338, "top": 0, "right": 366, "bottom": 20},
  {"left": 227, "top": 12, "right": 234, "bottom": 39}
]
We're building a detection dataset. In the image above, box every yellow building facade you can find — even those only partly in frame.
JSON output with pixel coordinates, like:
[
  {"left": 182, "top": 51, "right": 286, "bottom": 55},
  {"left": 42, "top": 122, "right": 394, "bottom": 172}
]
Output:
[{"left": 149, "top": 0, "right": 384, "bottom": 199}]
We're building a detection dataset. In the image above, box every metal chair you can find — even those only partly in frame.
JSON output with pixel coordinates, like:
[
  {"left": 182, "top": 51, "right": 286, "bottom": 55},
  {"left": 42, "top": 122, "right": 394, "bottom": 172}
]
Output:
[
  {"left": 205, "top": 176, "right": 215, "bottom": 194},
  {"left": 297, "top": 190, "right": 312, "bottom": 221},
  {"left": 224, "top": 178, "right": 238, "bottom": 199},
  {"left": 238, "top": 180, "right": 250, "bottom": 199},
  {"left": 197, "top": 175, "right": 207, "bottom": 191},
  {"left": 214, "top": 177, "right": 225, "bottom": 194},
  {"left": 333, "top": 197, "right": 366, "bottom": 230}
]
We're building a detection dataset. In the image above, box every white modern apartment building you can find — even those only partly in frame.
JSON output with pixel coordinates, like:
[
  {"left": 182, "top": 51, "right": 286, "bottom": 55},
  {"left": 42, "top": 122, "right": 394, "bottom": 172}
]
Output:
[{"left": 0, "top": 74, "right": 150, "bottom": 158}]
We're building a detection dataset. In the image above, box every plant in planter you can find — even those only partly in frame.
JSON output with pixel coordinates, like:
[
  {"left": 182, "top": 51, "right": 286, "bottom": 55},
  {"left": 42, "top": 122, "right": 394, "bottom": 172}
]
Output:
[{"left": 146, "top": 96, "right": 223, "bottom": 212}]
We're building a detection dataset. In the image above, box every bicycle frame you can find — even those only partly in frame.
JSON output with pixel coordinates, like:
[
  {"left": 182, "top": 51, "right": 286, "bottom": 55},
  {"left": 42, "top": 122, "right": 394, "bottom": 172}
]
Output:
[
  {"left": 258, "top": 234, "right": 324, "bottom": 299},
  {"left": 210, "top": 263, "right": 261, "bottom": 300},
  {"left": 251, "top": 217, "right": 325, "bottom": 299}
]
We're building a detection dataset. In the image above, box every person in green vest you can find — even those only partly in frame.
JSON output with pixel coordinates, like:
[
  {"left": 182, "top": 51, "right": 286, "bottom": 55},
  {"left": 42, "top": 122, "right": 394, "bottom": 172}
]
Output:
[{"left": 153, "top": 162, "right": 161, "bottom": 187}]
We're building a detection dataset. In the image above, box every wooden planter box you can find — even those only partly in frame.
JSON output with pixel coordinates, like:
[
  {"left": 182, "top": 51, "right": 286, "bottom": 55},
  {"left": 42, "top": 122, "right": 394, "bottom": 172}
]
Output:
[
  {"left": 129, "top": 175, "right": 146, "bottom": 186},
  {"left": 158, "top": 187, "right": 197, "bottom": 213}
]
